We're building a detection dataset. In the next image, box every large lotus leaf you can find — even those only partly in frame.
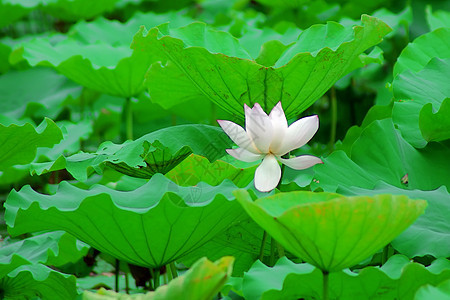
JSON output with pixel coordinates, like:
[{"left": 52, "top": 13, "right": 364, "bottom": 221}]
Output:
[
  {"left": 0, "top": 231, "right": 89, "bottom": 274},
  {"left": 30, "top": 124, "right": 233, "bottom": 181},
  {"left": 165, "top": 154, "right": 256, "bottom": 188},
  {"left": 0, "top": 263, "right": 77, "bottom": 299},
  {"left": 12, "top": 37, "right": 155, "bottom": 98},
  {"left": 392, "top": 58, "right": 450, "bottom": 147},
  {"left": 415, "top": 279, "right": 450, "bottom": 300},
  {"left": 70, "top": 11, "right": 193, "bottom": 46},
  {"left": 180, "top": 218, "right": 268, "bottom": 277},
  {"left": 5, "top": 174, "right": 247, "bottom": 268},
  {"left": 0, "top": 67, "right": 82, "bottom": 119},
  {"left": 0, "top": 118, "right": 63, "bottom": 170},
  {"left": 0, "top": 0, "right": 41, "bottom": 28},
  {"left": 313, "top": 118, "right": 450, "bottom": 192},
  {"left": 136, "top": 15, "right": 391, "bottom": 119},
  {"left": 234, "top": 190, "right": 426, "bottom": 272},
  {"left": 419, "top": 98, "right": 450, "bottom": 143},
  {"left": 338, "top": 183, "right": 450, "bottom": 259},
  {"left": 393, "top": 28, "right": 450, "bottom": 76},
  {"left": 238, "top": 255, "right": 450, "bottom": 300},
  {"left": 83, "top": 256, "right": 233, "bottom": 300},
  {"left": 41, "top": 0, "right": 118, "bottom": 21},
  {"left": 426, "top": 6, "right": 450, "bottom": 32}
]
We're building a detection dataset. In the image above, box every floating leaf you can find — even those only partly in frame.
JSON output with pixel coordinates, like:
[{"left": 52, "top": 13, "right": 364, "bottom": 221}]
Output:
[
  {"left": 83, "top": 256, "right": 233, "bottom": 299},
  {"left": 30, "top": 124, "right": 232, "bottom": 181},
  {"left": 0, "top": 263, "right": 78, "bottom": 300},
  {"left": 5, "top": 174, "right": 247, "bottom": 268},
  {"left": 0, "top": 118, "right": 63, "bottom": 170},
  {"left": 338, "top": 183, "right": 450, "bottom": 258},
  {"left": 234, "top": 190, "right": 426, "bottom": 272},
  {"left": 137, "top": 15, "right": 391, "bottom": 119},
  {"left": 238, "top": 255, "right": 450, "bottom": 300}
]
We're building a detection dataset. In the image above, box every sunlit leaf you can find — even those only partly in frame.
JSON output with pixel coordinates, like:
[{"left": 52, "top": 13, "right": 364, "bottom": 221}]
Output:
[
  {"left": 83, "top": 256, "right": 233, "bottom": 299},
  {"left": 339, "top": 182, "right": 450, "bottom": 258},
  {"left": 234, "top": 190, "right": 426, "bottom": 272},
  {"left": 165, "top": 154, "right": 256, "bottom": 188},
  {"left": 5, "top": 174, "right": 248, "bottom": 268}
]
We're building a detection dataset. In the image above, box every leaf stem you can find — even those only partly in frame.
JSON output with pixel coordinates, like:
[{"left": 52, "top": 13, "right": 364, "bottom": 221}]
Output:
[
  {"left": 169, "top": 262, "right": 178, "bottom": 279},
  {"left": 329, "top": 87, "right": 337, "bottom": 151},
  {"left": 269, "top": 237, "right": 276, "bottom": 266},
  {"left": 258, "top": 231, "right": 268, "bottom": 261},
  {"left": 115, "top": 259, "right": 120, "bottom": 292},
  {"left": 125, "top": 273, "right": 129, "bottom": 294},
  {"left": 323, "top": 271, "right": 329, "bottom": 300},
  {"left": 153, "top": 268, "right": 161, "bottom": 290},
  {"left": 124, "top": 97, "right": 133, "bottom": 140},
  {"left": 381, "top": 244, "right": 392, "bottom": 265}
]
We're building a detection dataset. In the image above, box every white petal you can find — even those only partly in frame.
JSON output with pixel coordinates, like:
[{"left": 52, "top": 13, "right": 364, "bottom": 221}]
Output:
[
  {"left": 245, "top": 103, "right": 273, "bottom": 153},
  {"left": 276, "top": 115, "right": 319, "bottom": 155},
  {"left": 217, "top": 120, "right": 259, "bottom": 154},
  {"left": 278, "top": 155, "right": 323, "bottom": 170},
  {"left": 268, "top": 102, "right": 288, "bottom": 153},
  {"left": 254, "top": 154, "right": 281, "bottom": 192},
  {"left": 226, "top": 148, "right": 264, "bottom": 162}
]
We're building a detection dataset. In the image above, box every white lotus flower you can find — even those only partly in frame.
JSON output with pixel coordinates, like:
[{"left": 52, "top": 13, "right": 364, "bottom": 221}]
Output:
[{"left": 218, "top": 102, "right": 323, "bottom": 192}]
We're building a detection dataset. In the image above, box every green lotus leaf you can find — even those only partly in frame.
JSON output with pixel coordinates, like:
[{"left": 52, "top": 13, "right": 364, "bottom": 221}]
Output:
[
  {"left": 180, "top": 218, "right": 268, "bottom": 277},
  {"left": 30, "top": 124, "right": 232, "bottom": 181},
  {"left": 0, "top": 263, "right": 77, "bottom": 299},
  {"left": 137, "top": 15, "right": 391, "bottom": 119},
  {"left": 426, "top": 6, "right": 450, "bottom": 31},
  {"left": 41, "top": 0, "right": 119, "bottom": 21},
  {"left": 234, "top": 190, "right": 426, "bottom": 272},
  {"left": 165, "top": 154, "right": 256, "bottom": 188},
  {"left": 415, "top": 279, "right": 450, "bottom": 300},
  {"left": 0, "top": 0, "right": 42, "bottom": 28},
  {"left": 392, "top": 57, "right": 450, "bottom": 147},
  {"left": 0, "top": 118, "right": 63, "bottom": 170},
  {"left": 12, "top": 37, "right": 154, "bottom": 98},
  {"left": 0, "top": 67, "right": 82, "bottom": 120},
  {"left": 5, "top": 174, "right": 247, "bottom": 268},
  {"left": 83, "top": 256, "right": 233, "bottom": 300},
  {"left": 419, "top": 98, "right": 450, "bottom": 143},
  {"left": 313, "top": 119, "right": 450, "bottom": 192},
  {"left": 393, "top": 28, "right": 450, "bottom": 76},
  {"left": 339, "top": 183, "right": 450, "bottom": 259},
  {"left": 238, "top": 255, "right": 450, "bottom": 300},
  {"left": 0, "top": 231, "right": 89, "bottom": 273},
  {"left": 70, "top": 11, "right": 193, "bottom": 46}
]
